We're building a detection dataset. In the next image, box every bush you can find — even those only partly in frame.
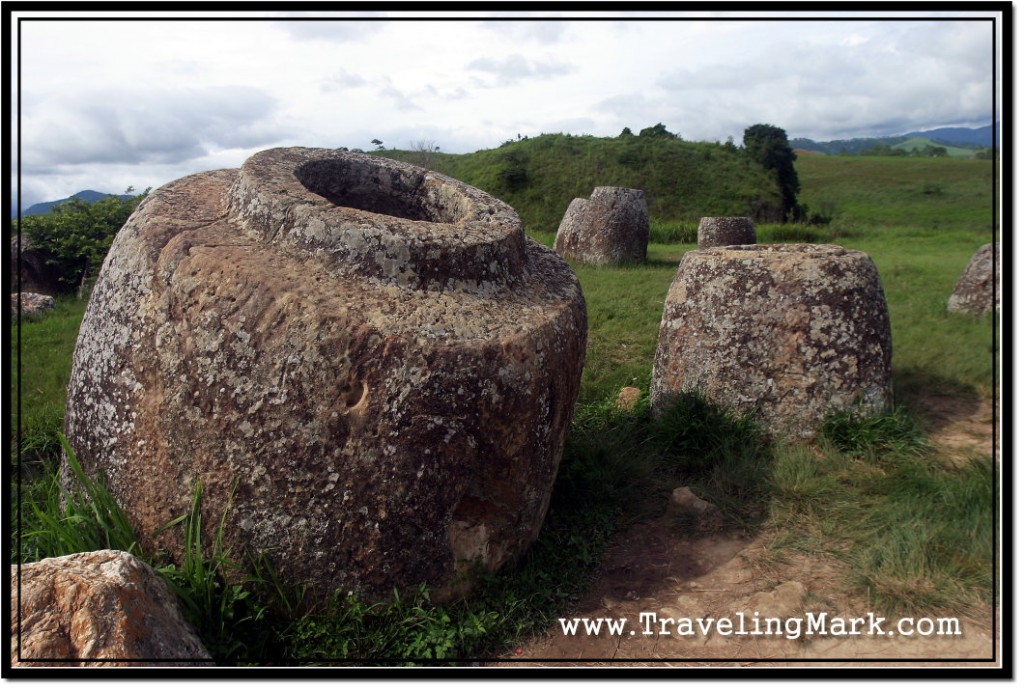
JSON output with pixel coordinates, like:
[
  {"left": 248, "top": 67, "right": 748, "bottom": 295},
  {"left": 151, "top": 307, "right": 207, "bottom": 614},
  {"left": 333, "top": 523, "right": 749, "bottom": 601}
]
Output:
[{"left": 14, "top": 190, "right": 147, "bottom": 293}]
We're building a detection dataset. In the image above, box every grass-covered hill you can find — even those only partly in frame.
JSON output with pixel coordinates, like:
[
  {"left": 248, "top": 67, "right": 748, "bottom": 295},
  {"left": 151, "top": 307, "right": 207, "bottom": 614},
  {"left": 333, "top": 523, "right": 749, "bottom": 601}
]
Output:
[
  {"left": 381, "top": 132, "right": 786, "bottom": 236},
  {"left": 892, "top": 136, "right": 984, "bottom": 159},
  {"left": 790, "top": 124, "right": 995, "bottom": 158}
]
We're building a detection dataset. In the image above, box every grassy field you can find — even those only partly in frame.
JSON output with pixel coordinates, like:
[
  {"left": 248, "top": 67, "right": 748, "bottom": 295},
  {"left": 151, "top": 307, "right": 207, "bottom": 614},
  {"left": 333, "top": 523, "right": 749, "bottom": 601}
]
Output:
[
  {"left": 795, "top": 154, "right": 994, "bottom": 233},
  {"left": 11, "top": 151, "right": 998, "bottom": 662}
]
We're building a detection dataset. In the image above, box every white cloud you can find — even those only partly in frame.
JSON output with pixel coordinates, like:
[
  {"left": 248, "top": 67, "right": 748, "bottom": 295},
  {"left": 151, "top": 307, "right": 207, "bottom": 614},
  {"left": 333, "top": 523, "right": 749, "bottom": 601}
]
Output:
[
  {"left": 22, "top": 86, "right": 280, "bottom": 169},
  {"left": 378, "top": 84, "right": 422, "bottom": 112},
  {"left": 11, "top": 11, "right": 1000, "bottom": 208},
  {"left": 322, "top": 68, "right": 369, "bottom": 91},
  {"left": 466, "top": 54, "right": 575, "bottom": 85},
  {"left": 478, "top": 19, "right": 573, "bottom": 45}
]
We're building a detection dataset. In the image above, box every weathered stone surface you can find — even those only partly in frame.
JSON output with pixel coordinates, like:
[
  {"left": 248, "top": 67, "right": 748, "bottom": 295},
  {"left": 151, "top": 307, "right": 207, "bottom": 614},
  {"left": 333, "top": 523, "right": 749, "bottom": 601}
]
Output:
[
  {"left": 666, "top": 486, "right": 724, "bottom": 534},
  {"left": 11, "top": 292, "right": 56, "bottom": 319},
  {"left": 554, "top": 187, "right": 649, "bottom": 265},
  {"left": 11, "top": 234, "right": 62, "bottom": 295},
  {"left": 697, "top": 216, "right": 756, "bottom": 250},
  {"left": 948, "top": 242, "right": 998, "bottom": 316},
  {"left": 669, "top": 486, "right": 713, "bottom": 514},
  {"left": 11, "top": 550, "right": 211, "bottom": 666},
  {"left": 63, "top": 147, "right": 587, "bottom": 602},
  {"left": 615, "top": 386, "right": 642, "bottom": 410},
  {"left": 651, "top": 244, "right": 892, "bottom": 439}
]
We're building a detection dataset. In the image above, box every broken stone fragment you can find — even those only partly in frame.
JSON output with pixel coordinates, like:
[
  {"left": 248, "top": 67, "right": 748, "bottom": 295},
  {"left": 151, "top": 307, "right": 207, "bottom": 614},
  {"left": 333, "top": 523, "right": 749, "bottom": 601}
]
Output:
[
  {"left": 62, "top": 147, "right": 587, "bottom": 603},
  {"left": 615, "top": 386, "right": 643, "bottom": 410},
  {"left": 651, "top": 244, "right": 893, "bottom": 439},
  {"left": 10, "top": 292, "right": 55, "bottom": 319},
  {"left": 11, "top": 550, "right": 211, "bottom": 666},
  {"left": 669, "top": 486, "right": 714, "bottom": 514},
  {"left": 947, "top": 242, "right": 998, "bottom": 316},
  {"left": 554, "top": 187, "right": 649, "bottom": 265}
]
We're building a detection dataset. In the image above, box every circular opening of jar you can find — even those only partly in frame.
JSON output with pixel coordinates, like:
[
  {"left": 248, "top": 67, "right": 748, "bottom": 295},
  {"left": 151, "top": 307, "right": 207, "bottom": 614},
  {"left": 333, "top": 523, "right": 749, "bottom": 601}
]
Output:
[{"left": 295, "top": 158, "right": 461, "bottom": 224}]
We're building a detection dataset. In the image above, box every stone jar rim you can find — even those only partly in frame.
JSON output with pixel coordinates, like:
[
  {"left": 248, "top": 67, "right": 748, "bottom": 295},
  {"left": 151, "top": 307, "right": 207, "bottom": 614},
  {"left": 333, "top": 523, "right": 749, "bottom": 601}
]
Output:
[
  {"left": 695, "top": 243, "right": 852, "bottom": 257},
  {"left": 228, "top": 147, "right": 527, "bottom": 291}
]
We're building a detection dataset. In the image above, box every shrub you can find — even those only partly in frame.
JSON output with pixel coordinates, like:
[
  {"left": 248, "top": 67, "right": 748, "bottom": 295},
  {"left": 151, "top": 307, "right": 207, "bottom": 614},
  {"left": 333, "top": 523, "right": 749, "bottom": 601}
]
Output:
[{"left": 15, "top": 190, "right": 147, "bottom": 293}]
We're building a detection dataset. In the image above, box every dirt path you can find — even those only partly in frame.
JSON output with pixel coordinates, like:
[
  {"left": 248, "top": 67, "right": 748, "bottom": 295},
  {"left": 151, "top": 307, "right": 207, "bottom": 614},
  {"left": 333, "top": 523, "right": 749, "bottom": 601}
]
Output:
[{"left": 496, "top": 395, "right": 999, "bottom": 667}]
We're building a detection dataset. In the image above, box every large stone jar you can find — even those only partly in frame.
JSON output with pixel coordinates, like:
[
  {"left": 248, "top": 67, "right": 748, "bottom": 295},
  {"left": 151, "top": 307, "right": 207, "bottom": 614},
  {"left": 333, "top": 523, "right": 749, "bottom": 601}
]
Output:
[
  {"left": 554, "top": 187, "right": 649, "bottom": 265},
  {"left": 63, "top": 148, "right": 587, "bottom": 601},
  {"left": 650, "top": 244, "right": 892, "bottom": 439}
]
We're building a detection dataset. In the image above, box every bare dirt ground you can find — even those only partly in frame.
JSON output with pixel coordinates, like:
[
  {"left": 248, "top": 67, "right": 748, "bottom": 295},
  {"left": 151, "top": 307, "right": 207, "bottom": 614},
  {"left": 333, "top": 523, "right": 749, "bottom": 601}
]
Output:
[{"left": 496, "top": 394, "right": 999, "bottom": 668}]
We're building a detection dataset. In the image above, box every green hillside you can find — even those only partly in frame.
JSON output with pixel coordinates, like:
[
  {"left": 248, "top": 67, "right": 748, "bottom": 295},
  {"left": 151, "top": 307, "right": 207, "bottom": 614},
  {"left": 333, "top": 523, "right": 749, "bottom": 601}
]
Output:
[
  {"left": 794, "top": 154, "right": 994, "bottom": 232},
  {"left": 893, "top": 137, "right": 981, "bottom": 159},
  {"left": 381, "top": 133, "right": 785, "bottom": 237}
]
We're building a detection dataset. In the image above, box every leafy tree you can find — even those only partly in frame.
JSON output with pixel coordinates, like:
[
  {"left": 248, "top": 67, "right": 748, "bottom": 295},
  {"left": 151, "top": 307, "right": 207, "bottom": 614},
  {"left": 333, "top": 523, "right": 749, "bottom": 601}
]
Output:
[
  {"left": 14, "top": 188, "right": 147, "bottom": 294},
  {"left": 496, "top": 149, "right": 529, "bottom": 191},
  {"left": 920, "top": 144, "right": 948, "bottom": 158},
  {"left": 618, "top": 127, "right": 634, "bottom": 138},
  {"left": 639, "top": 123, "right": 677, "bottom": 139},
  {"left": 371, "top": 138, "right": 384, "bottom": 151},
  {"left": 861, "top": 144, "right": 907, "bottom": 157},
  {"left": 743, "top": 124, "right": 801, "bottom": 220}
]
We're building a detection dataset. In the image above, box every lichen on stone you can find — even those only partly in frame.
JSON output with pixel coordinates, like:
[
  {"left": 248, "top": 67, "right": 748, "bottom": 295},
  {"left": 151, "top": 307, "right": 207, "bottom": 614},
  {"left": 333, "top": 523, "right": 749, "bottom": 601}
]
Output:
[
  {"left": 651, "top": 243, "right": 893, "bottom": 439},
  {"left": 63, "top": 148, "right": 587, "bottom": 603}
]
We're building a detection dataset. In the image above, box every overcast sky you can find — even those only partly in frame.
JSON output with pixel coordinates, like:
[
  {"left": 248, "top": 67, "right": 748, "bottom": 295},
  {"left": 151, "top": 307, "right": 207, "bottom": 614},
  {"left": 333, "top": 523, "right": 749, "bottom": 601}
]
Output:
[{"left": 11, "top": 8, "right": 1001, "bottom": 210}]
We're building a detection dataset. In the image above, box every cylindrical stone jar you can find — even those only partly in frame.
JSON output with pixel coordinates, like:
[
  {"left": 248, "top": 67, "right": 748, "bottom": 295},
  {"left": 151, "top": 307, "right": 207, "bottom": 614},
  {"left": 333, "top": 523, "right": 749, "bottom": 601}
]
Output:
[
  {"left": 697, "top": 216, "right": 757, "bottom": 249},
  {"left": 554, "top": 187, "right": 649, "bottom": 265},
  {"left": 650, "top": 244, "right": 892, "bottom": 439},
  {"left": 62, "top": 147, "right": 587, "bottom": 601}
]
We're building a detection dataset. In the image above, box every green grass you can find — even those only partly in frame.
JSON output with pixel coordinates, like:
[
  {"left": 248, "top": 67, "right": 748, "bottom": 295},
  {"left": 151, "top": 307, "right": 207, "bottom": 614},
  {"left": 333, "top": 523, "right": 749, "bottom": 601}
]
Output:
[
  {"left": 770, "top": 414, "right": 993, "bottom": 616},
  {"left": 16, "top": 435, "right": 141, "bottom": 564},
  {"left": 795, "top": 154, "right": 994, "bottom": 233},
  {"left": 11, "top": 151, "right": 998, "bottom": 662},
  {"left": 570, "top": 248, "right": 683, "bottom": 403},
  {"left": 10, "top": 296, "right": 87, "bottom": 468}
]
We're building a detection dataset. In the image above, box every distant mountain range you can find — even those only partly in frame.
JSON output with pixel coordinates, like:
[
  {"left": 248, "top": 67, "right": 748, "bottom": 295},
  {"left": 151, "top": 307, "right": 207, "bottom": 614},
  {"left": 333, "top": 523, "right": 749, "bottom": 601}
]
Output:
[
  {"left": 12, "top": 189, "right": 134, "bottom": 219},
  {"left": 791, "top": 124, "right": 996, "bottom": 156}
]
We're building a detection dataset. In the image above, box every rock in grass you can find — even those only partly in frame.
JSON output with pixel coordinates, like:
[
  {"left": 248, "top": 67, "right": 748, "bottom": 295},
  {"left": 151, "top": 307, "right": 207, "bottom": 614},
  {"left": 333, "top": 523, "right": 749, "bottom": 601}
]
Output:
[
  {"left": 62, "top": 147, "right": 586, "bottom": 602},
  {"left": 615, "top": 386, "right": 642, "bottom": 410},
  {"left": 651, "top": 244, "right": 893, "bottom": 439},
  {"left": 11, "top": 234, "right": 62, "bottom": 295},
  {"left": 10, "top": 292, "right": 55, "bottom": 319},
  {"left": 554, "top": 187, "right": 649, "bottom": 265},
  {"left": 11, "top": 550, "right": 210, "bottom": 666},
  {"left": 948, "top": 242, "right": 998, "bottom": 316},
  {"left": 669, "top": 486, "right": 714, "bottom": 514},
  {"left": 697, "top": 216, "right": 756, "bottom": 249}
]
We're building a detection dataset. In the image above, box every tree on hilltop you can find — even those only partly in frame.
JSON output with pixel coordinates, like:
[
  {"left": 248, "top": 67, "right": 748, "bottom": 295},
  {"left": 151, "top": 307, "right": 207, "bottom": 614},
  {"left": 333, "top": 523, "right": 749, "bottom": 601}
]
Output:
[
  {"left": 639, "top": 123, "right": 678, "bottom": 139},
  {"left": 743, "top": 124, "right": 801, "bottom": 221}
]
